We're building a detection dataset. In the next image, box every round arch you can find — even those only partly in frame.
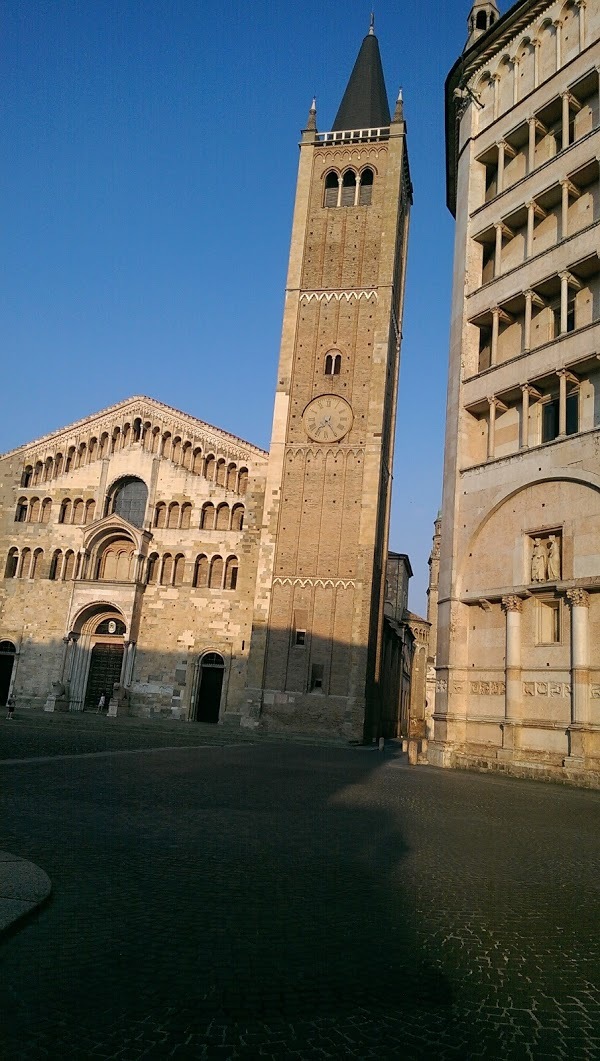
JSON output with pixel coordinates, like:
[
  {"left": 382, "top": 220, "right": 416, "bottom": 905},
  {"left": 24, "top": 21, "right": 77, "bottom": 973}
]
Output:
[
  {"left": 67, "top": 603, "right": 129, "bottom": 712},
  {"left": 457, "top": 476, "right": 600, "bottom": 596}
]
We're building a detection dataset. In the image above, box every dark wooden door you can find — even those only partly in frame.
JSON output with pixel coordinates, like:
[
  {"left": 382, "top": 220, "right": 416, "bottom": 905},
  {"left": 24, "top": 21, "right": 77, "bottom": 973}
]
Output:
[
  {"left": 0, "top": 643, "right": 15, "bottom": 706},
  {"left": 195, "top": 655, "right": 224, "bottom": 723},
  {"left": 85, "top": 643, "right": 123, "bottom": 709}
]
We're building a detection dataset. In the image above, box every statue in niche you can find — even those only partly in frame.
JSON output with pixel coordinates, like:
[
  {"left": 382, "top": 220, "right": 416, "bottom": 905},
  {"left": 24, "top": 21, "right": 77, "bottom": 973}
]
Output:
[
  {"left": 531, "top": 538, "right": 547, "bottom": 582},
  {"left": 547, "top": 535, "right": 561, "bottom": 581}
]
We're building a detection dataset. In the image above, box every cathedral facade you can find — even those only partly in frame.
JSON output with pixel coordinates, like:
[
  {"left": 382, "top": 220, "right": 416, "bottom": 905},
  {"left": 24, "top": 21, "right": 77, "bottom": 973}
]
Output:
[
  {"left": 0, "top": 397, "right": 267, "bottom": 722},
  {"left": 431, "top": 0, "right": 600, "bottom": 784},
  {"left": 0, "top": 26, "right": 413, "bottom": 741}
]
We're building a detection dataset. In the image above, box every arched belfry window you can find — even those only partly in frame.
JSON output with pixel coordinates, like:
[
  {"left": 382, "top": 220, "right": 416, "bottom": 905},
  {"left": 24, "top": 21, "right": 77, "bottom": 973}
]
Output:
[
  {"left": 324, "top": 171, "right": 339, "bottom": 208},
  {"left": 476, "top": 10, "right": 488, "bottom": 29},
  {"left": 108, "top": 477, "right": 148, "bottom": 528},
  {"left": 324, "top": 351, "right": 342, "bottom": 376},
  {"left": 358, "top": 168, "right": 373, "bottom": 206},
  {"left": 341, "top": 170, "right": 357, "bottom": 207}
]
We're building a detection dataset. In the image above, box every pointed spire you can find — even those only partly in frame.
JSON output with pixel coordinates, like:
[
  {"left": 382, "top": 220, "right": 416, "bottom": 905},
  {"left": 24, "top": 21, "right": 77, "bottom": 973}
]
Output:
[
  {"left": 392, "top": 87, "right": 403, "bottom": 123},
  {"left": 332, "top": 25, "right": 391, "bottom": 131},
  {"left": 305, "top": 96, "right": 317, "bottom": 132}
]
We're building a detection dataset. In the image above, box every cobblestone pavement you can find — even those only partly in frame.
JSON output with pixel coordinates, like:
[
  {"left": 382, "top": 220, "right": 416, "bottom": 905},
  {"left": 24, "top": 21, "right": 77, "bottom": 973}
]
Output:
[{"left": 1, "top": 716, "right": 600, "bottom": 1059}]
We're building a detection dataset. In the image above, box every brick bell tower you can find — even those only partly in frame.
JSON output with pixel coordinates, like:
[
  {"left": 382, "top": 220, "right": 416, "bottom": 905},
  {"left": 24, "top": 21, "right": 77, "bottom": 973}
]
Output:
[{"left": 244, "top": 19, "right": 412, "bottom": 740}]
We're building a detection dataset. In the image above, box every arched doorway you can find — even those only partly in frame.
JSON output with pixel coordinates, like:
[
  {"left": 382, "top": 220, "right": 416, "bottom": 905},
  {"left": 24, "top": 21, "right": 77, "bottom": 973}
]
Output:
[
  {"left": 84, "top": 637, "right": 125, "bottom": 710},
  {"left": 0, "top": 641, "right": 16, "bottom": 705},
  {"left": 195, "top": 652, "right": 225, "bottom": 723},
  {"left": 67, "top": 605, "right": 127, "bottom": 712}
]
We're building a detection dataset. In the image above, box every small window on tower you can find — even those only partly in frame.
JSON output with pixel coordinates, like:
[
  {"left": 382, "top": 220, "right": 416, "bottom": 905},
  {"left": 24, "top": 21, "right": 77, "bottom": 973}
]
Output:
[
  {"left": 341, "top": 170, "right": 357, "bottom": 207},
  {"left": 358, "top": 168, "right": 373, "bottom": 206},
  {"left": 294, "top": 609, "right": 308, "bottom": 646},
  {"left": 476, "top": 11, "right": 488, "bottom": 29},
  {"left": 324, "top": 172, "right": 339, "bottom": 208},
  {"left": 324, "top": 352, "right": 342, "bottom": 376},
  {"left": 310, "top": 664, "right": 324, "bottom": 691}
]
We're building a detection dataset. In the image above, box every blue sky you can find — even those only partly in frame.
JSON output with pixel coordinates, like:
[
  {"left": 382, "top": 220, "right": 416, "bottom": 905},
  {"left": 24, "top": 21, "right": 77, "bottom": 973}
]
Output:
[{"left": 1, "top": 0, "right": 479, "bottom": 613}]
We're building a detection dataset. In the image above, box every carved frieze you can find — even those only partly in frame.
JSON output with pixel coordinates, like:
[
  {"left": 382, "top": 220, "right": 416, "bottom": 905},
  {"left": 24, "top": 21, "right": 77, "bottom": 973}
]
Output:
[
  {"left": 523, "top": 681, "right": 571, "bottom": 698},
  {"left": 470, "top": 680, "right": 506, "bottom": 695}
]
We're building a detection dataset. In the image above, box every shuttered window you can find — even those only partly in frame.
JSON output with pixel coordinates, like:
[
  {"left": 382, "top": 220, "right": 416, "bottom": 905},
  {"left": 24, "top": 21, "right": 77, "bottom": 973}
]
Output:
[
  {"left": 341, "top": 171, "right": 356, "bottom": 207},
  {"left": 358, "top": 168, "right": 373, "bottom": 205},
  {"left": 324, "top": 172, "right": 339, "bottom": 207}
]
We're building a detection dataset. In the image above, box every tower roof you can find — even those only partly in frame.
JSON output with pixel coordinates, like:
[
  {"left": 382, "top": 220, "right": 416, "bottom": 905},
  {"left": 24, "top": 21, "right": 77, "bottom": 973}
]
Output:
[{"left": 332, "top": 23, "right": 391, "bottom": 131}]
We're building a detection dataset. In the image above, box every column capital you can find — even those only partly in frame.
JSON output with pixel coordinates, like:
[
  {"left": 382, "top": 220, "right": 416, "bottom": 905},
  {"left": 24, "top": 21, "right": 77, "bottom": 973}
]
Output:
[
  {"left": 520, "top": 381, "right": 542, "bottom": 398},
  {"left": 502, "top": 595, "right": 523, "bottom": 613},
  {"left": 559, "top": 270, "right": 581, "bottom": 290},
  {"left": 566, "top": 588, "right": 590, "bottom": 608}
]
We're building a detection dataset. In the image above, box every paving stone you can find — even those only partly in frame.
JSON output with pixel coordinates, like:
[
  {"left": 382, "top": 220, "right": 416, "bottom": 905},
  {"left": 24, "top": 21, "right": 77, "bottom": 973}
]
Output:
[{"left": 0, "top": 716, "right": 599, "bottom": 1057}]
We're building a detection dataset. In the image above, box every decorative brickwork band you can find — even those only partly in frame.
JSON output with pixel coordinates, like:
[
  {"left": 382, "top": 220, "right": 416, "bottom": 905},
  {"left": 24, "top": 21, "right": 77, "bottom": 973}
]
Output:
[
  {"left": 273, "top": 577, "right": 355, "bottom": 589},
  {"left": 566, "top": 588, "right": 590, "bottom": 608},
  {"left": 502, "top": 595, "right": 523, "bottom": 613},
  {"left": 299, "top": 290, "right": 378, "bottom": 303}
]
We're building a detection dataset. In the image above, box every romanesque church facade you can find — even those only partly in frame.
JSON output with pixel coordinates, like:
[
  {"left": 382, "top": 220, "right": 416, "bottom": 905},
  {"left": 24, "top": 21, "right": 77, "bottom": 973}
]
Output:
[{"left": 0, "top": 26, "right": 413, "bottom": 741}]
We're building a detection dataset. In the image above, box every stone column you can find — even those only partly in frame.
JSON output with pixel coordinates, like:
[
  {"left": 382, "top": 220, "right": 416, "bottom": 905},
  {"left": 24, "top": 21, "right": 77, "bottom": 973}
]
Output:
[
  {"left": 124, "top": 642, "right": 136, "bottom": 687},
  {"left": 67, "top": 634, "right": 84, "bottom": 711},
  {"left": 491, "top": 307, "right": 500, "bottom": 365},
  {"left": 577, "top": 0, "right": 586, "bottom": 51},
  {"left": 487, "top": 398, "right": 497, "bottom": 459},
  {"left": 526, "top": 201, "right": 536, "bottom": 257},
  {"left": 132, "top": 552, "right": 143, "bottom": 583},
  {"left": 493, "top": 73, "right": 500, "bottom": 121},
  {"left": 524, "top": 290, "right": 534, "bottom": 350},
  {"left": 497, "top": 142, "right": 505, "bottom": 194},
  {"left": 494, "top": 223, "right": 504, "bottom": 276},
  {"left": 502, "top": 595, "right": 523, "bottom": 732},
  {"left": 520, "top": 385, "right": 530, "bottom": 447},
  {"left": 567, "top": 589, "right": 590, "bottom": 724},
  {"left": 512, "top": 55, "right": 519, "bottom": 106},
  {"left": 555, "top": 20, "right": 563, "bottom": 72},
  {"left": 528, "top": 119, "right": 536, "bottom": 172},
  {"left": 562, "top": 91, "right": 570, "bottom": 150},
  {"left": 561, "top": 180, "right": 570, "bottom": 240},
  {"left": 560, "top": 271, "right": 570, "bottom": 333},
  {"left": 59, "top": 637, "right": 71, "bottom": 683},
  {"left": 558, "top": 369, "right": 568, "bottom": 436},
  {"left": 119, "top": 642, "right": 131, "bottom": 686}
]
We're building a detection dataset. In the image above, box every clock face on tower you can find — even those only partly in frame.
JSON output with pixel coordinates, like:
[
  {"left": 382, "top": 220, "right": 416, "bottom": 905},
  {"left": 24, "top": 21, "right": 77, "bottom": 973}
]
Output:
[{"left": 302, "top": 395, "right": 353, "bottom": 442}]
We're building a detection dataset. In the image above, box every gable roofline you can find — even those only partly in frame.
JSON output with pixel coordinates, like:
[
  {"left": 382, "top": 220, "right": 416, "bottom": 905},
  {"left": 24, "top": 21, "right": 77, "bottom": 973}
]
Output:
[
  {"left": 446, "top": 0, "right": 554, "bottom": 215},
  {"left": 0, "top": 395, "right": 269, "bottom": 462}
]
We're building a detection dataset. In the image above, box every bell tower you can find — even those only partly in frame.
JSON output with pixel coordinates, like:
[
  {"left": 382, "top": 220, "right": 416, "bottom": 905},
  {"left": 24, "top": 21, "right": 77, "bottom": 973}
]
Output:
[{"left": 244, "top": 22, "right": 412, "bottom": 740}]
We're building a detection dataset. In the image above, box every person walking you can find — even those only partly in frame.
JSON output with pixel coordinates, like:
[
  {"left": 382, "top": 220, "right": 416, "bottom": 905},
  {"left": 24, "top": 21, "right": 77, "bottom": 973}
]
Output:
[
  {"left": 97, "top": 691, "right": 106, "bottom": 713},
  {"left": 6, "top": 697, "right": 15, "bottom": 720}
]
